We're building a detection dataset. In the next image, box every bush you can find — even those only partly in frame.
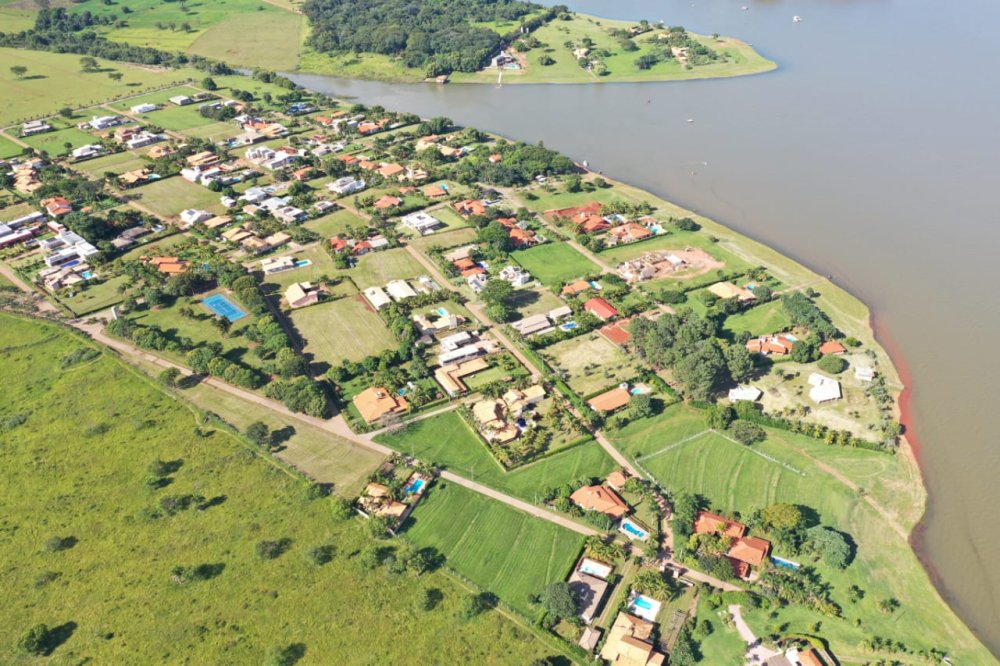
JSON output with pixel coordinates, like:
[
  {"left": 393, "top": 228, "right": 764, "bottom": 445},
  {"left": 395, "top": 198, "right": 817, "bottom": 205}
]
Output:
[
  {"left": 18, "top": 624, "right": 50, "bottom": 656},
  {"left": 307, "top": 544, "right": 336, "bottom": 565},
  {"left": 729, "top": 420, "right": 765, "bottom": 445},
  {"left": 817, "top": 354, "right": 847, "bottom": 374},
  {"left": 330, "top": 496, "right": 355, "bottom": 521},
  {"left": 256, "top": 538, "right": 292, "bottom": 560}
]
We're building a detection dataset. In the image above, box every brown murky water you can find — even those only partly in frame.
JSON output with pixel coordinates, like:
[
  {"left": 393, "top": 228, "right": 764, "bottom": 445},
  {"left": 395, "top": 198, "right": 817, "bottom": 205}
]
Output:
[{"left": 289, "top": 0, "right": 1000, "bottom": 654}]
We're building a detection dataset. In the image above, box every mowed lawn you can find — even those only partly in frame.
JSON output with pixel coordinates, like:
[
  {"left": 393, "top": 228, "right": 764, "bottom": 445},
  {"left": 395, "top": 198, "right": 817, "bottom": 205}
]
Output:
[
  {"left": 290, "top": 295, "right": 396, "bottom": 367},
  {"left": 722, "top": 300, "right": 791, "bottom": 337},
  {"left": 187, "top": 11, "right": 305, "bottom": 71},
  {"left": 21, "top": 127, "right": 100, "bottom": 157},
  {"left": 132, "top": 176, "right": 227, "bottom": 218},
  {"left": 604, "top": 403, "right": 991, "bottom": 663},
  {"left": 0, "top": 314, "right": 563, "bottom": 665},
  {"left": 70, "top": 150, "right": 148, "bottom": 178},
  {"left": 405, "top": 482, "right": 584, "bottom": 615},
  {"left": 512, "top": 242, "right": 600, "bottom": 286},
  {"left": 305, "top": 208, "right": 370, "bottom": 238},
  {"left": 343, "top": 247, "right": 426, "bottom": 290},
  {"left": 0, "top": 47, "right": 201, "bottom": 125},
  {"left": 376, "top": 411, "right": 615, "bottom": 501},
  {"left": 541, "top": 332, "right": 642, "bottom": 397}
]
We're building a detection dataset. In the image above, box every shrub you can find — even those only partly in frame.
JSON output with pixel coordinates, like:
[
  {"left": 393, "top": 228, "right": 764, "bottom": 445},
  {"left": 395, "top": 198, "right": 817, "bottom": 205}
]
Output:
[
  {"left": 18, "top": 624, "right": 50, "bottom": 656},
  {"left": 256, "top": 538, "right": 292, "bottom": 560},
  {"left": 729, "top": 420, "right": 765, "bottom": 445},
  {"left": 817, "top": 354, "right": 847, "bottom": 374},
  {"left": 307, "top": 544, "right": 336, "bottom": 565}
]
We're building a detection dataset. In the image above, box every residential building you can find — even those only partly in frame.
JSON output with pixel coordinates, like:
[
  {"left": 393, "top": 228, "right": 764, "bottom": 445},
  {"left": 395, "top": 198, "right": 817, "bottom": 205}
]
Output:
[
  {"left": 587, "top": 387, "right": 631, "bottom": 413},
  {"left": 727, "top": 536, "right": 772, "bottom": 579},
  {"left": 584, "top": 297, "right": 620, "bottom": 321},
  {"left": 147, "top": 256, "right": 191, "bottom": 275},
  {"left": 562, "top": 279, "right": 592, "bottom": 297},
  {"left": 747, "top": 334, "right": 796, "bottom": 356},
  {"left": 41, "top": 230, "right": 98, "bottom": 267},
  {"left": 570, "top": 485, "right": 628, "bottom": 518},
  {"left": 434, "top": 357, "right": 491, "bottom": 397},
  {"left": 131, "top": 103, "right": 157, "bottom": 114},
  {"left": 808, "top": 373, "right": 842, "bottom": 404},
  {"left": 599, "top": 612, "right": 666, "bottom": 666},
  {"left": 179, "top": 209, "right": 212, "bottom": 227},
  {"left": 88, "top": 115, "right": 120, "bottom": 130},
  {"left": 125, "top": 132, "right": 164, "bottom": 150},
  {"left": 728, "top": 385, "right": 763, "bottom": 402},
  {"left": 819, "top": 340, "right": 847, "bottom": 355},
  {"left": 567, "top": 567, "right": 610, "bottom": 624},
  {"left": 71, "top": 144, "right": 104, "bottom": 161},
  {"left": 363, "top": 286, "right": 392, "bottom": 311},
  {"left": 42, "top": 197, "right": 73, "bottom": 218},
  {"left": 855, "top": 366, "right": 876, "bottom": 382},
  {"left": 694, "top": 511, "right": 746, "bottom": 538},
  {"left": 169, "top": 95, "right": 194, "bottom": 106},
  {"left": 353, "top": 386, "right": 409, "bottom": 424},
  {"left": 511, "top": 313, "right": 554, "bottom": 338},
  {"left": 274, "top": 205, "right": 306, "bottom": 224},
  {"left": 285, "top": 282, "right": 322, "bottom": 309},
  {"left": 401, "top": 211, "right": 442, "bottom": 235},
  {"left": 261, "top": 256, "right": 297, "bottom": 274},
  {"left": 499, "top": 265, "right": 532, "bottom": 286},
  {"left": 373, "top": 195, "right": 402, "bottom": 211},
  {"left": 327, "top": 176, "right": 366, "bottom": 195},
  {"left": 385, "top": 279, "right": 418, "bottom": 301},
  {"left": 21, "top": 120, "right": 52, "bottom": 136},
  {"left": 708, "top": 281, "right": 756, "bottom": 303},
  {"left": 607, "top": 222, "right": 653, "bottom": 246}
]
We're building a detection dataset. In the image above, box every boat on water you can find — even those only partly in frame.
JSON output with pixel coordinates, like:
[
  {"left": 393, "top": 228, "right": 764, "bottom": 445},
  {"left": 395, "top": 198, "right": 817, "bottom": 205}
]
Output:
[{"left": 793, "top": 15, "right": 803, "bottom": 23}]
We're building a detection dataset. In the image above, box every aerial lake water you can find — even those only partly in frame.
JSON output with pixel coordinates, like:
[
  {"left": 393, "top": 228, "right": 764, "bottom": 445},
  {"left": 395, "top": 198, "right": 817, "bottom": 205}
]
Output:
[{"left": 289, "top": 0, "right": 1000, "bottom": 654}]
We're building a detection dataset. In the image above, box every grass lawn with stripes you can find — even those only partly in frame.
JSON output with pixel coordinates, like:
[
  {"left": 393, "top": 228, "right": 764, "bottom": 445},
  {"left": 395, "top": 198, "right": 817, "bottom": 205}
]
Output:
[{"left": 404, "top": 482, "right": 584, "bottom": 615}]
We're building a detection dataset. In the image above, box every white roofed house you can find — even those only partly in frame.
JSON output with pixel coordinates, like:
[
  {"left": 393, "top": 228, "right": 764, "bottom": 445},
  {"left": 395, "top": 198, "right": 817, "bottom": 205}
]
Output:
[
  {"left": 499, "top": 265, "right": 532, "bottom": 287},
  {"left": 88, "top": 115, "right": 120, "bottom": 130},
  {"left": 131, "top": 103, "right": 158, "bottom": 114},
  {"left": 511, "top": 313, "right": 554, "bottom": 337},
  {"left": 260, "top": 255, "right": 297, "bottom": 274},
  {"left": 273, "top": 206, "right": 306, "bottom": 224},
  {"left": 125, "top": 132, "right": 164, "bottom": 150},
  {"left": 808, "top": 373, "right": 842, "bottom": 404},
  {"left": 363, "top": 286, "right": 392, "bottom": 310},
  {"left": 179, "top": 209, "right": 212, "bottom": 227},
  {"left": 327, "top": 176, "right": 366, "bottom": 195},
  {"left": 385, "top": 279, "right": 418, "bottom": 301},
  {"left": 285, "top": 282, "right": 322, "bottom": 309},
  {"left": 71, "top": 144, "right": 105, "bottom": 161},
  {"left": 21, "top": 120, "right": 52, "bottom": 136},
  {"left": 41, "top": 231, "right": 98, "bottom": 267},
  {"left": 728, "top": 385, "right": 763, "bottom": 402},
  {"left": 401, "top": 211, "right": 443, "bottom": 236}
]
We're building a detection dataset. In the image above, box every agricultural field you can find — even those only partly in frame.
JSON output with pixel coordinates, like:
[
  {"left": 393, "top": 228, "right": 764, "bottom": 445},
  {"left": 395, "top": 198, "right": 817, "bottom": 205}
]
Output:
[
  {"left": 289, "top": 295, "right": 397, "bottom": 369},
  {"left": 131, "top": 176, "right": 227, "bottom": 219},
  {"left": 376, "top": 411, "right": 615, "bottom": 502},
  {"left": 0, "top": 314, "right": 563, "bottom": 665},
  {"left": 722, "top": 300, "right": 792, "bottom": 337},
  {"left": 405, "top": 482, "right": 584, "bottom": 615},
  {"left": 511, "top": 242, "right": 600, "bottom": 287},
  {"left": 187, "top": 11, "right": 305, "bottom": 71},
  {"left": 0, "top": 47, "right": 202, "bottom": 125},
  {"left": 603, "top": 403, "right": 986, "bottom": 663},
  {"left": 541, "top": 332, "right": 642, "bottom": 397}
]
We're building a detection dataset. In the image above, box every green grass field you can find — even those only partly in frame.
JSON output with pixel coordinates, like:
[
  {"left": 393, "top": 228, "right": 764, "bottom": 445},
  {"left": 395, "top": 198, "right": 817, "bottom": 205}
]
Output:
[
  {"left": 0, "top": 314, "right": 565, "bottom": 664},
  {"left": 603, "top": 403, "right": 991, "bottom": 663},
  {"left": 376, "top": 411, "right": 615, "bottom": 501},
  {"left": 512, "top": 242, "right": 600, "bottom": 286},
  {"left": 187, "top": 11, "right": 305, "bottom": 71},
  {"left": 290, "top": 295, "right": 397, "bottom": 368},
  {"left": 0, "top": 133, "right": 24, "bottom": 159},
  {"left": 0, "top": 48, "right": 201, "bottom": 125},
  {"left": 541, "top": 332, "right": 642, "bottom": 397},
  {"left": 132, "top": 176, "right": 226, "bottom": 218},
  {"left": 55, "top": 273, "right": 128, "bottom": 316},
  {"left": 721, "top": 300, "right": 792, "bottom": 337},
  {"left": 70, "top": 150, "right": 148, "bottom": 178},
  {"left": 405, "top": 482, "right": 584, "bottom": 615},
  {"left": 20, "top": 127, "right": 100, "bottom": 157},
  {"left": 305, "top": 208, "right": 370, "bottom": 238},
  {"left": 342, "top": 247, "right": 426, "bottom": 290}
]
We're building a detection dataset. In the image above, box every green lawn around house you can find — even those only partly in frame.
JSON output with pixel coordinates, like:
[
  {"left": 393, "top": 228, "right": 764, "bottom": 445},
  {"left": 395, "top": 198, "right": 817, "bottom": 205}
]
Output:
[
  {"left": 289, "top": 295, "right": 397, "bottom": 368},
  {"left": 405, "top": 482, "right": 584, "bottom": 615},
  {"left": 108, "top": 85, "right": 203, "bottom": 113},
  {"left": 0, "top": 47, "right": 201, "bottom": 125},
  {"left": 341, "top": 247, "right": 426, "bottom": 290},
  {"left": 511, "top": 242, "right": 600, "bottom": 287},
  {"left": 131, "top": 176, "right": 227, "bottom": 219},
  {"left": 376, "top": 411, "right": 615, "bottom": 502},
  {"left": 407, "top": 226, "right": 479, "bottom": 253},
  {"left": 602, "top": 402, "right": 988, "bottom": 663},
  {"left": 540, "top": 332, "right": 642, "bottom": 397},
  {"left": 721, "top": 299, "right": 792, "bottom": 337},
  {"left": 509, "top": 287, "right": 567, "bottom": 319},
  {"left": 0, "top": 314, "right": 563, "bottom": 665},
  {"left": 54, "top": 273, "right": 129, "bottom": 316}
]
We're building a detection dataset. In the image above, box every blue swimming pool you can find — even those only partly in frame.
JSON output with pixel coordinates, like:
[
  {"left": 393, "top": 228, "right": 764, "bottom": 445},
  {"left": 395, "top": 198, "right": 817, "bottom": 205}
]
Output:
[
  {"left": 295, "top": 259, "right": 312, "bottom": 268},
  {"left": 620, "top": 518, "right": 649, "bottom": 541},
  {"left": 202, "top": 294, "right": 247, "bottom": 322},
  {"left": 436, "top": 307, "right": 449, "bottom": 316},
  {"left": 632, "top": 597, "right": 654, "bottom": 610},
  {"left": 560, "top": 321, "right": 578, "bottom": 331},
  {"left": 589, "top": 280, "right": 602, "bottom": 290},
  {"left": 650, "top": 224, "right": 664, "bottom": 234},
  {"left": 771, "top": 556, "right": 801, "bottom": 570},
  {"left": 80, "top": 271, "right": 94, "bottom": 280},
  {"left": 404, "top": 478, "right": 426, "bottom": 494}
]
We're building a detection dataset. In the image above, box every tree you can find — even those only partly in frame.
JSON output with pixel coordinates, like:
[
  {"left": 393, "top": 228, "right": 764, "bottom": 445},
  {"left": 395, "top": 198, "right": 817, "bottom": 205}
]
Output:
[
  {"left": 79, "top": 56, "right": 98, "bottom": 72},
  {"left": 633, "top": 568, "right": 676, "bottom": 600},
  {"left": 256, "top": 538, "right": 291, "bottom": 560},
  {"left": 479, "top": 278, "right": 514, "bottom": 309},
  {"left": 540, "top": 581, "right": 577, "bottom": 620},
  {"left": 724, "top": 344, "right": 754, "bottom": 383},
  {"left": 817, "top": 354, "right": 847, "bottom": 374},
  {"left": 201, "top": 76, "right": 218, "bottom": 90},
  {"left": 761, "top": 503, "right": 804, "bottom": 533},
  {"left": 729, "top": 420, "right": 765, "bottom": 445},
  {"left": 11, "top": 65, "right": 28, "bottom": 79},
  {"left": 629, "top": 393, "right": 655, "bottom": 420},
  {"left": 705, "top": 403, "right": 734, "bottom": 430},
  {"left": 108, "top": 71, "right": 124, "bottom": 83},
  {"left": 877, "top": 597, "right": 900, "bottom": 614},
  {"left": 59, "top": 106, "right": 74, "bottom": 118},
  {"left": 457, "top": 592, "right": 492, "bottom": 620},
  {"left": 245, "top": 421, "right": 271, "bottom": 448},
  {"left": 158, "top": 367, "right": 181, "bottom": 387},
  {"left": 806, "top": 526, "right": 852, "bottom": 568},
  {"left": 18, "top": 624, "right": 50, "bottom": 656},
  {"left": 265, "top": 643, "right": 306, "bottom": 666}
]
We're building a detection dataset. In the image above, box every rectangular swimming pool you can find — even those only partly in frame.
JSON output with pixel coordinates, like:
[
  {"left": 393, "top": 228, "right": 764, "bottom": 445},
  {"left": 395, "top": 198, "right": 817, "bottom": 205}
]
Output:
[
  {"left": 619, "top": 518, "right": 649, "bottom": 541},
  {"left": 578, "top": 557, "right": 614, "bottom": 579},
  {"left": 628, "top": 594, "right": 662, "bottom": 622},
  {"left": 404, "top": 478, "right": 426, "bottom": 494},
  {"left": 202, "top": 293, "right": 247, "bottom": 322}
]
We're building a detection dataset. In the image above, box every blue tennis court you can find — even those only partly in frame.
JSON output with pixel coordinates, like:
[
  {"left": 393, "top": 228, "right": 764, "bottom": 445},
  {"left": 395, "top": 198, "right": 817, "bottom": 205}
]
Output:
[{"left": 202, "top": 294, "right": 247, "bottom": 322}]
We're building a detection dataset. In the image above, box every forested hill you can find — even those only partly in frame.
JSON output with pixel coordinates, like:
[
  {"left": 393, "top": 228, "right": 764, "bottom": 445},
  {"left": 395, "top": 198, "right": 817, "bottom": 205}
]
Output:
[{"left": 303, "top": 0, "right": 554, "bottom": 75}]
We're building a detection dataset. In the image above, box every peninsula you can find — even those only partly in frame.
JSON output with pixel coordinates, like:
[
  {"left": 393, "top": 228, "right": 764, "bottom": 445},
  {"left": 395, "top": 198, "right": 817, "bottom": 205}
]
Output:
[{"left": 0, "top": 7, "right": 991, "bottom": 666}]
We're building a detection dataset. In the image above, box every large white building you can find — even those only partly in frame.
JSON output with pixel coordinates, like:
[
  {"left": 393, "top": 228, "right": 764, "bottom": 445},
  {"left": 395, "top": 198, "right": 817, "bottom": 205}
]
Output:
[{"left": 401, "top": 211, "right": 442, "bottom": 235}]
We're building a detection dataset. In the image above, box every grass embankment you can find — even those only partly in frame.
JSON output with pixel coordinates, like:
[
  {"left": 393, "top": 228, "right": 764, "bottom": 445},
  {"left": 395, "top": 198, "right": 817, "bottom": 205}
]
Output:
[
  {"left": 0, "top": 314, "right": 566, "bottom": 664},
  {"left": 605, "top": 402, "right": 988, "bottom": 662},
  {"left": 405, "top": 482, "right": 584, "bottom": 615},
  {"left": 0, "top": 47, "right": 201, "bottom": 126}
]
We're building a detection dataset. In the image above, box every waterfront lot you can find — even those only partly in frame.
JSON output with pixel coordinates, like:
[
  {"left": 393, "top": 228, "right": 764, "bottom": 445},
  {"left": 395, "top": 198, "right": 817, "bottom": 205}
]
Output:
[
  {"left": 290, "top": 295, "right": 396, "bottom": 368},
  {"left": 405, "top": 482, "right": 584, "bottom": 614},
  {"left": 722, "top": 300, "right": 792, "bottom": 337},
  {"left": 541, "top": 332, "right": 642, "bottom": 397},
  {"left": 512, "top": 242, "right": 600, "bottom": 287}
]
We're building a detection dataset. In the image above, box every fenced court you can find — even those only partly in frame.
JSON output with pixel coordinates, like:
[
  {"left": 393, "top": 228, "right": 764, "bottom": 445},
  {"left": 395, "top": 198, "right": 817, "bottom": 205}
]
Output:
[{"left": 202, "top": 294, "right": 246, "bottom": 322}]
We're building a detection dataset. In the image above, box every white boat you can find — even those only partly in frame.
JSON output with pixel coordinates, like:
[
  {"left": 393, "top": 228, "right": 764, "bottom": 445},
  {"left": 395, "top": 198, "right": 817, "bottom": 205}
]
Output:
[
  {"left": 793, "top": 15, "right": 803, "bottom": 22},
  {"left": 686, "top": 118, "right": 695, "bottom": 123}
]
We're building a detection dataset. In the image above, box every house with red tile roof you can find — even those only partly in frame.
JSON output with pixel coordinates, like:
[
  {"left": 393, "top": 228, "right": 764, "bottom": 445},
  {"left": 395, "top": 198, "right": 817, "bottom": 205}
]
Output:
[
  {"left": 727, "top": 536, "right": 771, "bottom": 577},
  {"left": 453, "top": 199, "right": 487, "bottom": 217},
  {"left": 423, "top": 183, "right": 449, "bottom": 198},
  {"left": 600, "top": 322, "right": 632, "bottom": 347},
  {"left": 562, "top": 279, "right": 592, "bottom": 297},
  {"left": 570, "top": 484, "right": 629, "bottom": 518},
  {"left": 373, "top": 195, "right": 402, "bottom": 211},
  {"left": 587, "top": 387, "right": 631, "bottom": 413},
  {"left": 747, "top": 334, "right": 796, "bottom": 356},
  {"left": 329, "top": 237, "right": 348, "bottom": 252},
  {"left": 819, "top": 340, "right": 847, "bottom": 355},
  {"left": 336, "top": 154, "right": 359, "bottom": 165},
  {"left": 509, "top": 228, "right": 537, "bottom": 247},
  {"left": 606, "top": 470, "right": 629, "bottom": 490},
  {"left": 42, "top": 197, "right": 72, "bottom": 218},
  {"left": 608, "top": 222, "right": 653, "bottom": 246},
  {"left": 693, "top": 511, "right": 747, "bottom": 539},
  {"left": 488, "top": 153, "right": 503, "bottom": 163},
  {"left": 377, "top": 163, "right": 405, "bottom": 178},
  {"left": 584, "top": 297, "right": 619, "bottom": 321}
]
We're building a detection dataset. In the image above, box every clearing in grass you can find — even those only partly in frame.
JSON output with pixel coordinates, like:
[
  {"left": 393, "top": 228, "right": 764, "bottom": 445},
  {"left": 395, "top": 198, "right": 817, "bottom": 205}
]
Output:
[
  {"left": 512, "top": 242, "right": 601, "bottom": 287},
  {"left": 404, "top": 482, "right": 584, "bottom": 615},
  {"left": 0, "top": 314, "right": 564, "bottom": 665},
  {"left": 289, "top": 295, "right": 397, "bottom": 369},
  {"left": 541, "top": 332, "right": 642, "bottom": 397}
]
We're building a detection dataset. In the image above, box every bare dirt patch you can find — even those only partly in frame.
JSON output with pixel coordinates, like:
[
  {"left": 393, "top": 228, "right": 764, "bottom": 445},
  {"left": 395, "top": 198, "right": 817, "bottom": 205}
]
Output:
[{"left": 616, "top": 247, "right": 724, "bottom": 283}]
